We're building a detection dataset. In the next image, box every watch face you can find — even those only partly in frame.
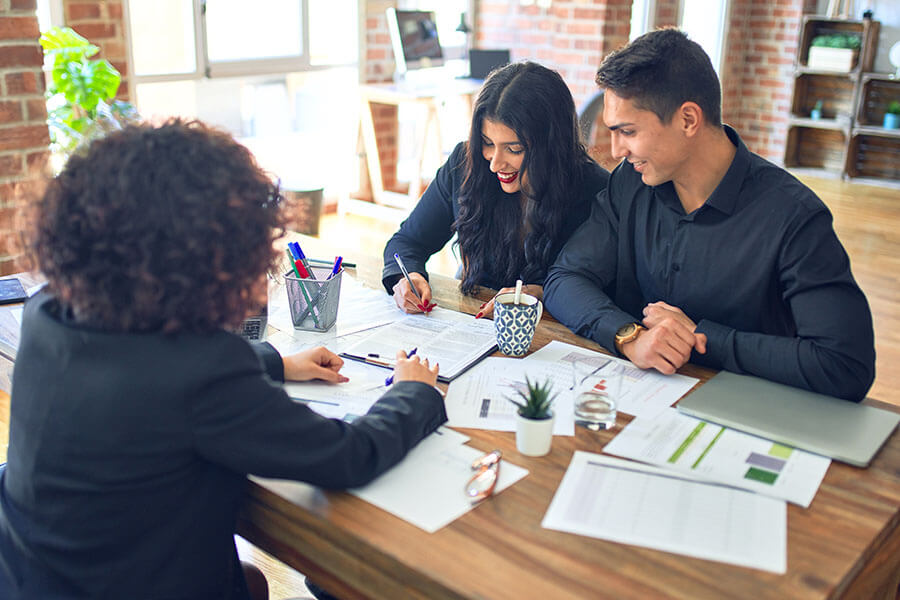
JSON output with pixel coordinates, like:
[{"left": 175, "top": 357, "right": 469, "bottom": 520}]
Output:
[{"left": 616, "top": 322, "right": 636, "bottom": 338}]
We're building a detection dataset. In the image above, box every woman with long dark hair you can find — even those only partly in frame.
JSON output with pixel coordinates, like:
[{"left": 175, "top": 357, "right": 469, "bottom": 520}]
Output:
[{"left": 383, "top": 61, "right": 609, "bottom": 317}]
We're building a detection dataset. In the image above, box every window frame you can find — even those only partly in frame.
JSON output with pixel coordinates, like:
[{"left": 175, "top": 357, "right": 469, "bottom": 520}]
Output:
[{"left": 125, "top": 0, "right": 358, "bottom": 85}]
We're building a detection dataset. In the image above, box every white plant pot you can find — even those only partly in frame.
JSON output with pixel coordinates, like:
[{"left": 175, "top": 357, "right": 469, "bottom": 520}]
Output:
[
  {"left": 808, "top": 47, "right": 858, "bottom": 72},
  {"left": 515, "top": 411, "right": 555, "bottom": 457}
]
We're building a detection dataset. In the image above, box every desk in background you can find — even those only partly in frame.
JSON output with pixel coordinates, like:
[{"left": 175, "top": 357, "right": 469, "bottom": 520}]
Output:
[
  {"left": 0, "top": 261, "right": 898, "bottom": 599},
  {"left": 356, "top": 79, "right": 482, "bottom": 211}
]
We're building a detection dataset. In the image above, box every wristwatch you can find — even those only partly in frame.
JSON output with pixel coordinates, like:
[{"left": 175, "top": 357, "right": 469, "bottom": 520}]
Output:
[{"left": 614, "top": 322, "right": 645, "bottom": 354}]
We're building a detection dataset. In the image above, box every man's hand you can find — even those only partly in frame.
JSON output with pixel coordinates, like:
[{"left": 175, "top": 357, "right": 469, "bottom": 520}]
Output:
[
  {"left": 392, "top": 272, "right": 435, "bottom": 314},
  {"left": 283, "top": 346, "right": 349, "bottom": 383},
  {"left": 476, "top": 284, "right": 543, "bottom": 319},
  {"left": 619, "top": 302, "right": 707, "bottom": 374}
]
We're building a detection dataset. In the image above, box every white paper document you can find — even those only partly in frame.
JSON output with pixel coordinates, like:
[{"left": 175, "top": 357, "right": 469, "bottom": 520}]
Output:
[
  {"left": 284, "top": 359, "right": 389, "bottom": 421},
  {"left": 527, "top": 341, "right": 699, "bottom": 420},
  {"left": 542, "top": 452, "right": 786, "bottom": 574},
  {"left": 444, "top": 356, "right": 575, "bottom": 435},
  {"left": 604, "top": 408, "right": 831, "bottom": 507},
  {"left": 350, "top": 432, "right": 529, "bottom": 533},
  {"left": 341, "top": 308, "right": 498, "bottom": 382}
]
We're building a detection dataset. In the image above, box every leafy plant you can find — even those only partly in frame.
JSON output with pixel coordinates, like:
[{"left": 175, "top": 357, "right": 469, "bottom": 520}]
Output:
[
  {"left": 39, "top": 26, "right": 139, "bottom": 162},
  {"left": 507, "top": 376, "right": 556, "bottom": 420},
  {"left": 810, "top": 33, "right": 861, "bottom": 50},
  {"left": 887, "top": 100, "right": 900, "bottom": 115}
]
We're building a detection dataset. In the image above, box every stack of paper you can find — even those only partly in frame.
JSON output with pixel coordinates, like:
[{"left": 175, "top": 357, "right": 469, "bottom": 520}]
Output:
[{"left": 542, "top": 452, "right": 786, "bottom": 573}]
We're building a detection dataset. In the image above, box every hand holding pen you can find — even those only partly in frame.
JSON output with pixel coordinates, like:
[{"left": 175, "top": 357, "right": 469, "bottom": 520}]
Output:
[
  {"left": 386, "top": 348, "right": 438, "bottom": 387},
  {"left": 392, "top": 253, "right": 436, "bottom": 314}
]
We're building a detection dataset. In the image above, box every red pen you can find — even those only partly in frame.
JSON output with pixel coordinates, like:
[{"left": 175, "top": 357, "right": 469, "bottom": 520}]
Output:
[{"left": 294, "top": 259, "right": 310, "bottom": 279}]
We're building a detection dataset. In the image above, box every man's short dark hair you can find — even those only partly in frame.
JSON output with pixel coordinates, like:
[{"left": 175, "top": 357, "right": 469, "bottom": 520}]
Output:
[{"left": 596, "top": 28, "right": 722, "bottom": 127}]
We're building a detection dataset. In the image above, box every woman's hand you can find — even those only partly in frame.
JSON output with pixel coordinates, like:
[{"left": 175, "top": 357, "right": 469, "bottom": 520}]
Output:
[
  {"left": 392, "top": 272, "right": 436, "bottom": 314},
  {"left": 391, "top": 349, "right": 439, "bottom": 386},
  {"left": 283, "top": 347, "right": 349, "bottom": 383},
  {"left": 475, "top": 284, "right": 543, "bottom": 319}
]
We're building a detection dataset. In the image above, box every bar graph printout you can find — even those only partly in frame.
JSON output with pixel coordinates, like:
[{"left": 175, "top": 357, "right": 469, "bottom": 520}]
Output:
[
  {"left": 542, "top": 452, "right": 786, "bottom": 574},
  {"left": 603, "top": 408, "right": 831, "bottom": 507}
]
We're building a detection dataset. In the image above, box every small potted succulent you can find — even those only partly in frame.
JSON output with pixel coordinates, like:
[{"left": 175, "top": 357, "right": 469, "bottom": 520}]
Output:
[
  {"left": 884, "top": 100, "right": 900, "bottom": 130},
  {"left": 811, "top": 99, "right": 824, "bottom": 120},
  {"left": 508, "top": 377, "right": 557, "bottom": 457}
]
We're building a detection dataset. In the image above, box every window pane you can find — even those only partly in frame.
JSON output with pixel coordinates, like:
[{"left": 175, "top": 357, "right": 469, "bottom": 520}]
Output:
[
  {"left": 681, "top": 0, "right": 728, "bottom": 76},
  {"left": 129, "top": 0, "right": 196, "bottom": 76},
  {"left": 309, "top": 0, "right": 358, "bottom": 65},
  {"left": 206, "top": 0, "right": 303, "bottom": 62}
]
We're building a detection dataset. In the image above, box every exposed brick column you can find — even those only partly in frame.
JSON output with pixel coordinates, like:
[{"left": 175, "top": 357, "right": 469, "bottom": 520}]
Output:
[
  {"left": 62, "top": 0, "right": 129, "bottom": 101},
  {"left": 476, "top": 0, "right": 632, "bottom": 170},
  {"left": 654, "top": 0, "right": 679, "bottom": 28},
  {"left": 0, "top": 0, "right": 50, "bottom": 275},
  {"left": 722, "top": 0, "right": 804, "bottom": 163},
  {"left": 357, "top": 0, "right": 400, "bottom": 199}
]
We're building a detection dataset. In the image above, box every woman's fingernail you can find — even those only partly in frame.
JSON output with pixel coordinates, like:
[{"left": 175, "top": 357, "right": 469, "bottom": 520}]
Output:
[
  {"left": 479, "top": 302, "right": 486, "bottom": 309},
  {"left": 475, "top": 311, "right": 483, "bottom": 319},
  {"left": 417, "top": 304, "right": 426, "bottom": 311}
]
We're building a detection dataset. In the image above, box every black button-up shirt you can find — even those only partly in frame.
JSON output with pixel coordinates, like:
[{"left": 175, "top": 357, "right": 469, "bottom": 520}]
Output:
[{"left": 545, "top": 126, "right": 875, "bottom": 401}]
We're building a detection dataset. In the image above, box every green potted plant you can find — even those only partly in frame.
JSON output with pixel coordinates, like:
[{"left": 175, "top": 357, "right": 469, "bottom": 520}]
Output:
[
  {"left": 808, "top": 33, "right": 861, "bottom": 72},
  {"left": 811, "top": 99, "right": 824, "bottom": 120},
  {"left": 884, "top": 100, "right": 900, "bottom": 130},
  {"left": 39, "top": 26, "right": 139, "bottom": 168},
  {"left": 508, "top": 376, "right": 557, "bottom": 456}
]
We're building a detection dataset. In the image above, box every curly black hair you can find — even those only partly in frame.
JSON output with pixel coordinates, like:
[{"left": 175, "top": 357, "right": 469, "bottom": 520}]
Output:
[{"left": 31, "top": 119, "right": 284, "bottom": 334}]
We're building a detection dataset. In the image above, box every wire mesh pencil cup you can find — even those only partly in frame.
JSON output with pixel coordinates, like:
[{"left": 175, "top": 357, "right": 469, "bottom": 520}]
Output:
[{"left": 283, "top": 267, "right": 342, "bottom": 332}]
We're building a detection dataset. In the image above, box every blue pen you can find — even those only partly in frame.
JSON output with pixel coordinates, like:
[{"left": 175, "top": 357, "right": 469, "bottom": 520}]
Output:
[
  {"left": 385, "top": 348, "right": 417, "bottom": 386},
  {"left": 291, "top": 242, "right": 316, "bottom": 280},
  {"left": 328, "top": 256, "right": 343, "bottom": 280}
]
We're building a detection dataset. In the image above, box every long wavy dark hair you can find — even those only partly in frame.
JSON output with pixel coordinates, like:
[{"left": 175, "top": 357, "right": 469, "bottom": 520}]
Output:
[
  {"left": 455, "top": 61, "right": 592, "bottom": 295},
  {"left": 31, "top": 119, "right": 284, "bottom": 334}
]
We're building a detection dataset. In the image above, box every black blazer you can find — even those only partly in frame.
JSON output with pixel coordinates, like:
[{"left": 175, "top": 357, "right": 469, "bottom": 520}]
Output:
[{"left": 0, "top": 292, "right": 446, "bottom": 599}]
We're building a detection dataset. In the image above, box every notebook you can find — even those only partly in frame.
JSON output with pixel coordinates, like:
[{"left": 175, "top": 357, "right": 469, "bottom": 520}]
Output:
[{"left": 676, "top": 371, "right": 899, "bottom": 467}]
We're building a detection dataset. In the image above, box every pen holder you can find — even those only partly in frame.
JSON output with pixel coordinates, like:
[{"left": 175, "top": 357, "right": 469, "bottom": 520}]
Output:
[{"left": 284, "top": 268, "right": 342, "bottom": 332}]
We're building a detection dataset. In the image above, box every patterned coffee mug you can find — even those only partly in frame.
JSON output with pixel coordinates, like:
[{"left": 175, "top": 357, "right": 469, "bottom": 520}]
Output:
[{"left": 493, "top": 292, "right": 543, "bottom": 357}]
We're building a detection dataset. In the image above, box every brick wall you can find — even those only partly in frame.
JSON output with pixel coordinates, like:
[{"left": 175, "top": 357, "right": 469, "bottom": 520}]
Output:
[
  {"left": 62, "top": 0, "right": 129, "bottom": 101},
  {"left": 0, "top": 0, "right": 49, "bottom": 276},
  {"left": 357, "top": 0, "right": 400, "bottom": 198},
  {"left": 477, "top": 0, "right": 631, "bottom": 105},
  {"left": 654, "top": 0, "right": 679, "bottom": 27},
  {"left": 474, "top": 0, "right": 632, "bottom": 171},
  {"left": 722, "top": 0, "right": 805, "bottom": 163}
]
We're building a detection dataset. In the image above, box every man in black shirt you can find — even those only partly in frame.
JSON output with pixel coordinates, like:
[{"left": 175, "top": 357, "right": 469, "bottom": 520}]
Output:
[{"left": 544, "top": 29, "right": 875, "bottom": 401}]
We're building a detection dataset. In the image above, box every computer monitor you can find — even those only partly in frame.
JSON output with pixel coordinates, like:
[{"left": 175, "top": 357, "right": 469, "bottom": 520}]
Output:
[{"left": 386, "top": 8, "right": 444, "bottom": 77}]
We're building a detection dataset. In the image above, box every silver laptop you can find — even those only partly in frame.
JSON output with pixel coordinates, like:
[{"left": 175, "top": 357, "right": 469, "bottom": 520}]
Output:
[{"left": 677, "top": 371, "right": 899, "bottom": 467}]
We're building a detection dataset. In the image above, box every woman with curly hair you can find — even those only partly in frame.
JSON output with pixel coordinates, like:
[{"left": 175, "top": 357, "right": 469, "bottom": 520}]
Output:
[
  {"left": 0, "top": 119, "right": 445, "bottom": 600},
  {"left": 382, "top": 61, "right": 609, "bottom": 317}
]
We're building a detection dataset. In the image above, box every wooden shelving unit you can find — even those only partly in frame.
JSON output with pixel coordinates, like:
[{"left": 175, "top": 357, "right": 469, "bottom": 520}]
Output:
[
  {"left": 846, "top": 73, "right": 900, "bottom": 182},
  {"left": 784, "top": 16, "right": 880, "bottom": 178}
]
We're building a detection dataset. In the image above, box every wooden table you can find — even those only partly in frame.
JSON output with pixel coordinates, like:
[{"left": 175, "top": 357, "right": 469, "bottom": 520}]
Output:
[
  {"left": 1, "top": 266, "right": 898, "bottom": 599},
  {"left": 235, "top": 263, "right": 900, "bottom": 600}
]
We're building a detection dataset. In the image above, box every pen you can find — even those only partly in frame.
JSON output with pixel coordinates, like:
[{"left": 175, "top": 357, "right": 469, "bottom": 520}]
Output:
[
  {"left": 292, "top": 242, "right": 317, "bottom": 280},
  {"left": 393, "top": 253, "right": 424, "bottom": 305},
  {"left": 385, "top": 347, "right": 417, "bottom": 386},
  {"left": 328, "top": 256, "right": 343, "bottom": 280},
  {"left": 287, "top": 247, "right": 320, "bottom": 327},
  {"left": 310, "top": 258, "right": 356, "bottom": 269}
]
